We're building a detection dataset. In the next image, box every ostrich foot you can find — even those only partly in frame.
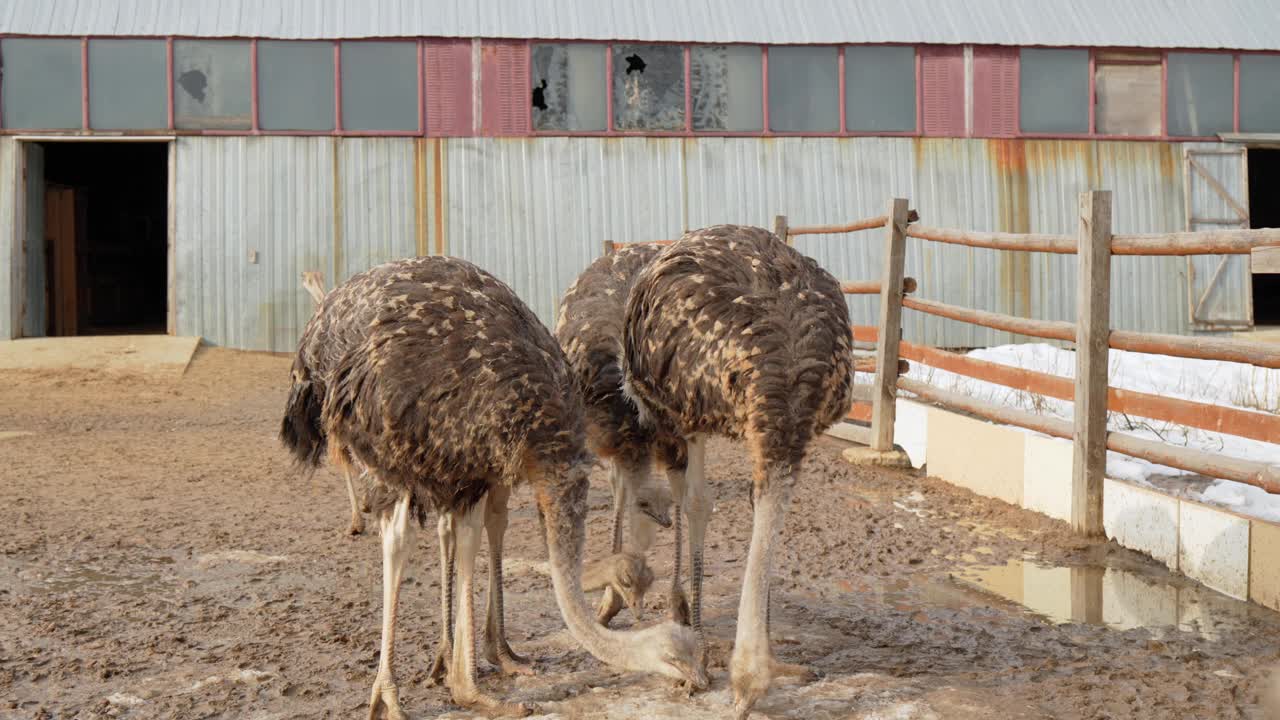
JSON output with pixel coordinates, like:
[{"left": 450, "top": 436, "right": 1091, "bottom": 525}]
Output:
[
  {"left": 452, "top": 690, "right": 534, "bottom": 717},
  {"left": 730, "top": 654, "right": 772, "bottom": 720},
  {"left": 595, "top": 586, "right": 625, "bottom": 627},
  {"left": 485, "top": 639, "right": 535, "bottom": 677},
  {"left": 427, "top": 642, "right": 451, "bottom": 686},
  {"left": 771, "top": 659, "right": 816, "bottom": 681},
  {"left": 347, "top": 513, "right": 366, "bottom": 536},
  {"left": 366, "top": 672, "right": 407, "bottom": 720}
]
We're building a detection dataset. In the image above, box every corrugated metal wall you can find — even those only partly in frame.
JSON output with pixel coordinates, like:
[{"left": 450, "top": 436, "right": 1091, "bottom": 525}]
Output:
[
  {"left": 1, "top": 135, "right": 1245, "bottom": 350},
  {"left": 0, "top": 139, "right": 16, "bottom": 341}
]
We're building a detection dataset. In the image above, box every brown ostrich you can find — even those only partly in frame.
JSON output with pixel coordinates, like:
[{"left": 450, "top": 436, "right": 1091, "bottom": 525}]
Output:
[
  {"left": 556, "top": 244, "right": 689, "bottom": 626},
  {"left": 300, "top": 270, "right": 372, "bottom": 536},
  {"left": 281, "top": 256, "right": 705, "bottom": 718},
  {"left": 623, "top": 226, "right": 853, "bottom": 718}
]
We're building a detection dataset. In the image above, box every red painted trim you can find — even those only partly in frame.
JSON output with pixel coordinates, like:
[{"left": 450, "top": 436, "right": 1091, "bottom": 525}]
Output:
[
  {"left": 837, "top": 45, "right": 847, "bottom": 133},
  {"left": 81, "top": 37, "right": 90, "bottom": 128},
  {"left": 1160, "top": 51, "right": 1168, "bottom": 136},
  {"left": 683, "top": 45, "right": 692, "bottom": 133},
  {"left": 333, "top": 41, "right": 342, "bottom": 134},
  {"left": 1087, "top": 50, "right": 1096, "bottom": 134},
  {"left": 604, "top": 44, "right": 614, "bottom": 131},
  {"left": 166, "top": 37, "right": 175, "bottom": 130},
  {"left": 761, "top": 46, "right": 770, "bottom": 132},
  {"left": 1233, "top": 53, "right": 1241, "bottom": 133},
  {"left": 250, "top": 39, "right": 260, "bottom": 133}
]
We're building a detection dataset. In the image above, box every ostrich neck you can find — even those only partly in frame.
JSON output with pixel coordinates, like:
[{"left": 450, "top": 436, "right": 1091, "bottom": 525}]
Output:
[{"left": 538, "top": 480, "right": 646, "bottom": 669}]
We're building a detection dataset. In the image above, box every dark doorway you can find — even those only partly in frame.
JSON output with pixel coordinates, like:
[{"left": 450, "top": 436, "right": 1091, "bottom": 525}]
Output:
[
  {"left": 40, "top": 141, "right": 168, "bottom": 336},
  {"left": 1248, "top": 148, "right": 1280, "bottom": 326}
]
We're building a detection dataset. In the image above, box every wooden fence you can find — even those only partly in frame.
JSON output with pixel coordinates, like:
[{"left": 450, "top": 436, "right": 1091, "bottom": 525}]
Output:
[{"left": 781, "top": 193, "right": 1280, "bottom": 535}]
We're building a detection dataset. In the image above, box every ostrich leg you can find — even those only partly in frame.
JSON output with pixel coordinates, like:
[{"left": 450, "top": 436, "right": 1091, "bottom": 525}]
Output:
[
  {"left": 448, "top": 494, "right": 531, "bottom": 716},
  {"left": 367, "top": 491, "right": 415, "bottom": 720},
  {"left": 595, "top": 463, "right": 628, "bottom": 625},
  {"left": 683, "top": 436, "right": 712, "bottom": 655},
  {"left": 484, "top": 484, "right": 535, "bottom": 676},
  {"left": 664, "top": 463, "right": 689, "bottom": 625},
  {"left": 730, "top": 466, "right": 796, "bottom": 720},
  {"left": 428, "top": 513, "right": 456, "bottom": 685},
  {"left": 343, "top": 467, "right": 366, "bottom": 536}
]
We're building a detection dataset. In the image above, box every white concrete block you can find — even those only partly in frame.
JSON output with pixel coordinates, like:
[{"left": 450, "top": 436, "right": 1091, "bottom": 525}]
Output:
[
  {"left": 1023, "top": 434, "right": 1073, "bottom": 523},
  {"left": 926, "top": 407, "right": 1025, "bottom": 506},
  {"left": 893, "top": 399, "right": 928, "bottom": 469},
  {"left": 1179, "top": 500, "right": 1250, "bottom": 601},
  {"left": 1103, "top": 479, "right": 1179, "bottom": 571}
]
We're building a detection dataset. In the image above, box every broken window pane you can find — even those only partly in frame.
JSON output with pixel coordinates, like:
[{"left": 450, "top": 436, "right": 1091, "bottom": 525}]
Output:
[
  {"left": 174, "top": 40, "right": 252, "bottom": 130},
  {"left": 341, "top": 41, "right": 419, "bottom": 132},
  {"left": 1095, "top": 52, "right": 1161, "bottom": 136},
  {"left": 611, "top": 44, "right": 685, "bottom": 131},
  {"left": 691, "top": 45, "right": 762, "bottom": 132},
  {"left": 1, "top": 38, "right": 82, "bottom": 129},
  {"left": 258, "top": 41, "right": 335, "bottom": 131},
  {"left": 845, "top": 45, "right": 916, "bottom": 132},
  {"left": 1167, "top": 53, "right": 1233, "bottom": 137},
  {"left": 1019, "top": 48, "right": 1089, "bottom": 133},
  {"left": 89, "top": 40, "right": 167, "bottom": 129},
  {"left": 1241, "top": 55, "right": 1280, "bottom": 133},
  {"left": 531, "top": 43, "right": 606, "bottom": 132},
  {"left": 767, "top": 46, "right": 838, "bottom": 133}
]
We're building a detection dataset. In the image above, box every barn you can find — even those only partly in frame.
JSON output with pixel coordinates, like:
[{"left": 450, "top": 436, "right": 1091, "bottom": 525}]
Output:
[{"left": 3, "top": 0, "right": 1280, "bottom": 351}]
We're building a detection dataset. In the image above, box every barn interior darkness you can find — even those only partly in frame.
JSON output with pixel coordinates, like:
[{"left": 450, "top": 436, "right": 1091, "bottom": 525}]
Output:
[
  {"left": 41, "top": 142, "right": 168, "bottom": 335},
  {"left": 1249, "top": 148, "right": 1280, "bottom": 326}
]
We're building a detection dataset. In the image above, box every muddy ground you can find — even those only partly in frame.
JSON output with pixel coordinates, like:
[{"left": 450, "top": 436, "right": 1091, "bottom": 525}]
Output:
[{"left": 2, "top": 347, "right": 1280, "bottom": 719}]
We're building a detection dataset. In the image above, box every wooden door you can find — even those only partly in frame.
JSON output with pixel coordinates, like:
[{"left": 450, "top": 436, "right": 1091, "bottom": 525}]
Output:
[
  {"left": 44, "top": 184, "right": 78, "bottom": 336},
  {"left": 1184, "top": 147, "right": 1252, "bottom": 329}
]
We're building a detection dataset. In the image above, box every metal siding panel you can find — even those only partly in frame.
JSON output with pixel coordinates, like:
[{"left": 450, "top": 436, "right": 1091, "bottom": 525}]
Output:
[
  {"left": 174, "top": 136, "right": 335, "bottom": 352},
  {"left": 444, "top": 137, "right": 682, "bottom": 328},
  {"left": 0, "top": 139, "right": 15, "bottom": 340},
  {"left": 973, "top": 46, "right": 1018, "bottom": 138},
  {"left": 921, "top": 47, "right": 965, "bottom": 138},
  {"left": 337, "top": 138, "right": 418, "bottom": 280},
  {"left": 425, "top": 39, "right": 474, "bottom": 138},
  {"left": 480, "top": 40, "right": 531, "bottom": 136},
  {"left": 7, "top": 0, "right": 1280, "bottom": 50}
]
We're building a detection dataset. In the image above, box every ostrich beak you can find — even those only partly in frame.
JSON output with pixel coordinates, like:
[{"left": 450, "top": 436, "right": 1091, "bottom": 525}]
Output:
[{"left": 641, "top": 505, "right": 673, "bottom": 529}]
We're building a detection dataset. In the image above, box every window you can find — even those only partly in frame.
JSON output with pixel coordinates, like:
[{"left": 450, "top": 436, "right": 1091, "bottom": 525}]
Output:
[
  {"left": 1, "top": 38, "right": 83, "bottom": 129},
  {"left": 767, "top": 46, "right": 838, "bottom": 132},
  {"left": 690, "top": 45, "right": 762, "bottom": 132},
  {"left": 845, "top": 46, "right": 916, "bottom": 132},
  {"left": 1241, "top": 55, "right": 1280, "bottom": 133},
  {"left": 1166, "top": 53, "right": 1234, "bottom": 137},
  {"left": 611, "top": 44, "right": 684, "bottom": 131},
  {"left": 174, "top": 40, "right": 252, "bottom": 130},
  {"left": 341, "top": 41, "right": 418, "bottom": 132},
  {"left": 920, "top": 46, "right": 963, "bottom": 136},
  {"left": 1019, "top": 48, "right": 1089, "bottom": 134},
  {"left": 1094, "top": 51, "right": 1161, "bottom": 136},
  {"left": 88, "top": 40, "right": 167, "bottom": 129},
  {"left": 531, "top": 43, "right": 606, "bottom": 132},
  {"left": 258, "top": 41, "right": 335, "bottom": 131}
]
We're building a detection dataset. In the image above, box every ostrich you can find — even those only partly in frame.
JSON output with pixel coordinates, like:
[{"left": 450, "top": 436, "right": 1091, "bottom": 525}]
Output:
[
  {"left": 556, "top": 244, "right": 688, "bottom": 626},
  {"left": 300, "top": 270, "right": 370, "bottom": 536},
  {"left": 281, "top": 256, "right": 705, "bottom": 717},
  {"left": 623, "top": 226, "right": 853, "bottom": 718}
]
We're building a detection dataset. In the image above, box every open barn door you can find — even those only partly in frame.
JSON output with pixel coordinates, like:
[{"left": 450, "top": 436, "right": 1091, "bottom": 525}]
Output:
[
  {"left": 1184, "top": 147, "right": 1252, "bottom": 329},
  {"left": 21, "top": 142, "right": 46, "bottom": 337}
]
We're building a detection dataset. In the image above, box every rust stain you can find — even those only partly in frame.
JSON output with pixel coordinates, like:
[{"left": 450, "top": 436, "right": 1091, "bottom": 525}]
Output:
[
  {"left": 1158, "top": 142, "right": 1179, "bottom": 180},
  {"left": 432, "top": 138, "right": 445, "bottom": 256},
  {"left": 989, "top": 139, "right": 1032, "bottom": 322},
  {"left": 332, "top": 138, "right": 343, "bottom": 285},
  {"left": 413, "top": 138, "right": 427, "bottom": 256}
]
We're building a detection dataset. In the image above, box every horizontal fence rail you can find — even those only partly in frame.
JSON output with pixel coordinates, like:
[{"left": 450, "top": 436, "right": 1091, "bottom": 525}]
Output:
[
  {"left": 898, "top": 376, "right": 1280, "bottom": 494},
  {"left": 905, "top": 225, "right": 1280, "bottom": 256}
]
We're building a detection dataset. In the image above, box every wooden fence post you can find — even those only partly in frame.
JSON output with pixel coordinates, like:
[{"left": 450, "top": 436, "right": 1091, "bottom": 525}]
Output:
[
  {"left": 870, "top": 198, "right": 910, "bottom": 452},
  {"left": 774, "top": 215, "right": 790, "bottom": 245},
  {"left": 1073, "top": 190, "right": 1112, "bottom": 536}
]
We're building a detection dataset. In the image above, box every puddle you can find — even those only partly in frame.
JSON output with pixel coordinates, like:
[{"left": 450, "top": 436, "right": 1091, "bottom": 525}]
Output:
[
  {"left": 43, "top": 567, "right": 162, "bottom": 596},
  {"left": 952, "top": 555, "right": 1266, "bottom": 638}
]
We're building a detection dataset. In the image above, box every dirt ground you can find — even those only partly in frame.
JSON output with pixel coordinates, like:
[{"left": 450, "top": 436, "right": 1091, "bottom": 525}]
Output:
[{"left": 3, "top": 347, "right": 1280, "bottom": 719}]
